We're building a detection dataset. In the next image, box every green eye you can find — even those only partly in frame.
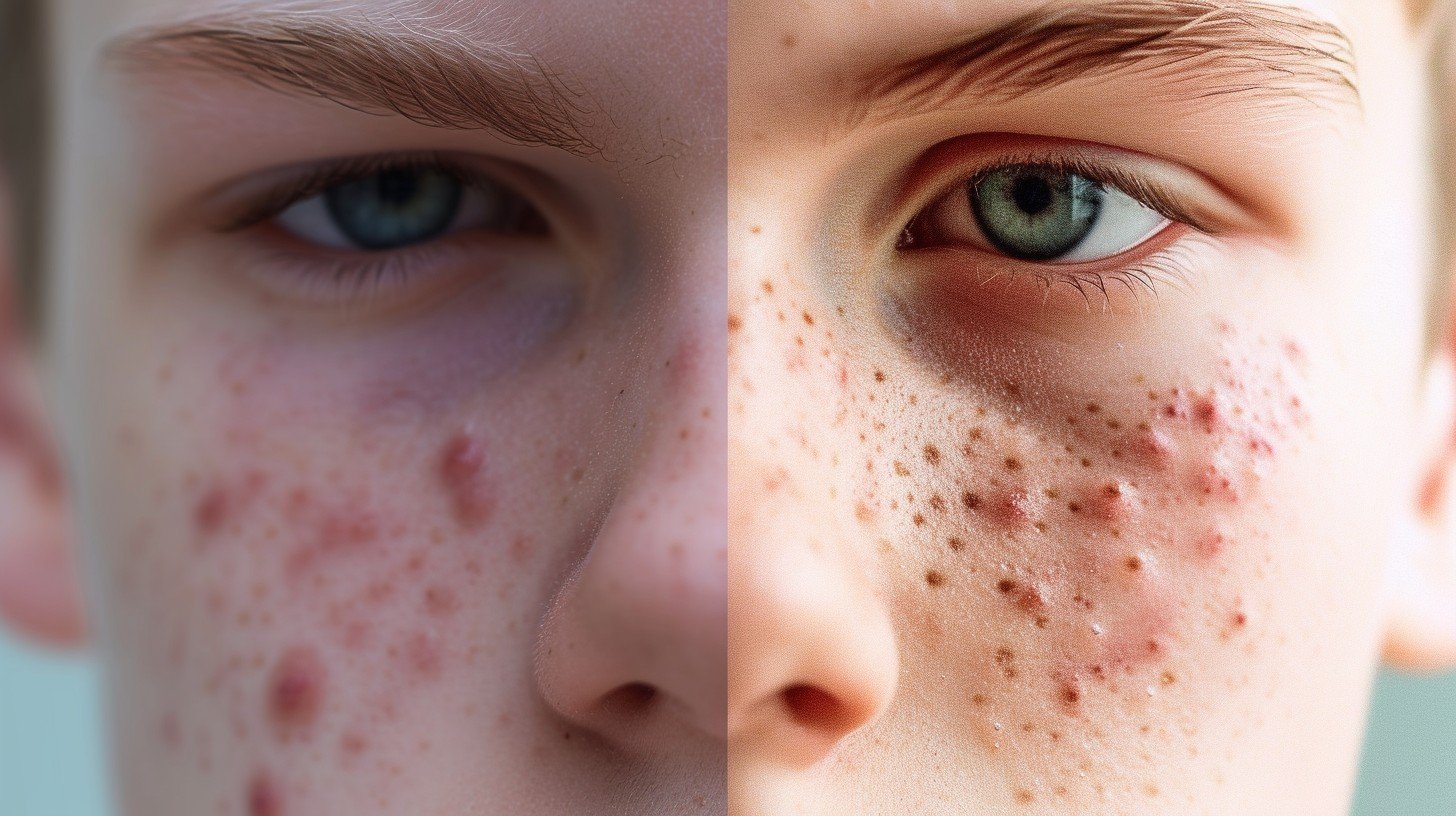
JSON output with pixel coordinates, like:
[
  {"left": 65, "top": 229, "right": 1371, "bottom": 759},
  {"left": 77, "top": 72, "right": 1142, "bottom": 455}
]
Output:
[
  {"left": 971, "top": 166, "right": 1105, "bottom": 261},
  {"left": 324, "top": 168, "right": 464, "bottom": 251}
]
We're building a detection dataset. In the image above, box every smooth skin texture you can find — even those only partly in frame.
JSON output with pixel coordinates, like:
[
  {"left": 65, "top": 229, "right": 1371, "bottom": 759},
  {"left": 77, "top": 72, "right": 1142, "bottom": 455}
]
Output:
[
  {"left": 728, "top": 0, "right": 1456, "bottom": 813},
  {"left": 0, "top": 1, "right": 726, "bottom": 814}
]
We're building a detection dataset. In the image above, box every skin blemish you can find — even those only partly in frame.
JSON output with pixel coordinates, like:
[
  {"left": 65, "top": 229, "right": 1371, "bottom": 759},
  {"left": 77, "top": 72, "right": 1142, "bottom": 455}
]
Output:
[
  {"left": 439, "top": 432, "right": 496, "bottom": 528},
  {"left": 997, "top": 578, "right": 1048, "bottom": 621},
  {"left": 925, "top": 569, "right": 946, "bottom": 587},
  {"left": 247, "top": 770, "right": 282, "bottom": 816},
  {"left": 993, "top": 646, "right": 1018, "bottom": 679},
  {"left": 986, "top": 487, "right": 1039, "bottom": 529},
  {"left": 1086, "top": 480, "right": 1138, "bottom": 523},
  {"left": 924, "top": 444, "right": 941, "bottom": 465},
  {"left": 424, "top": 585, "right": 460, "bottom": 618},
  {"left": 267, "top": 646, "right": 325, "bottom": 739},
  {"left": 962, "top": 491, "right": 982, "bottom": 511}
]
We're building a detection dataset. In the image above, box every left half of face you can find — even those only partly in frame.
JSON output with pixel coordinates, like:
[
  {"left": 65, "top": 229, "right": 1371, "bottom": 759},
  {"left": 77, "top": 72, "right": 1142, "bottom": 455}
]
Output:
[{"left": 27, "top": 1, "right": 727, "bottom": 814}]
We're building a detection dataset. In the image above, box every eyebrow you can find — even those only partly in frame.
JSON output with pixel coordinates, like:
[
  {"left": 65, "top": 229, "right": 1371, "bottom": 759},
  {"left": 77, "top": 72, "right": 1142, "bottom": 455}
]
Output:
[
  {"left": 106, "top": 9, "right": 601, "bottom": 156},
  {"left": 849, "top": 0, "right": 1359, "bottom": 127}
]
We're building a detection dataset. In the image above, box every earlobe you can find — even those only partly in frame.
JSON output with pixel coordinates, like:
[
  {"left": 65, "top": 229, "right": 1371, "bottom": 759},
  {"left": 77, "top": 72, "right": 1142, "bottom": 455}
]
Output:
[
  {"left": 1384, "top": 351, "right": 1456, "bottom": 671},
  {"left": 0, "top": 207, "right": 84, "bottom": 648}
]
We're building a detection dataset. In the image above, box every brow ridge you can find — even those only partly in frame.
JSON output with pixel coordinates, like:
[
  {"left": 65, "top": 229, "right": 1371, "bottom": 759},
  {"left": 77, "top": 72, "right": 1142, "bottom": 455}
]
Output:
[
  {"left": 108, "top": 10, "right": 602, "bottom": 156},
  {"left": 848, "top": 0, "right": 1359, "bottom": 127}
]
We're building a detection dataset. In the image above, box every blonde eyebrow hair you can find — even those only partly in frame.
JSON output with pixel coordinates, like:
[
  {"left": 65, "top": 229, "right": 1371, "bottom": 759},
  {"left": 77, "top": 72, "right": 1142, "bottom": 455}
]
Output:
[
  {"left": 106, "top": 8, "right": 600, "bottom": 156},
  {"left": 851, "top": 0, "right": 1360, "bottom": 126}
]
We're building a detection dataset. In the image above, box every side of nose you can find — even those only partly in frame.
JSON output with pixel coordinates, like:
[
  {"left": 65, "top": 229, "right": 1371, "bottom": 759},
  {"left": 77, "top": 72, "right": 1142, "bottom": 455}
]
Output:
[
  {"left": 727, "top": 472, "right": 900, "bottom": 768},
  {"left": 533, "top": 324, "right": 728, "bottom": 753}
]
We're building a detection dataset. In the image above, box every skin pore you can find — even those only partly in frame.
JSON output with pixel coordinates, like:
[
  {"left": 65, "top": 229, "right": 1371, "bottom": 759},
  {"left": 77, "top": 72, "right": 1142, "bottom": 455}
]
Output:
[
  {"left": 0, "top": 0, "right": 726, "bottom": 814},
  {"left": 728, "top": 0, "right": 1441, "bottom": 814}
]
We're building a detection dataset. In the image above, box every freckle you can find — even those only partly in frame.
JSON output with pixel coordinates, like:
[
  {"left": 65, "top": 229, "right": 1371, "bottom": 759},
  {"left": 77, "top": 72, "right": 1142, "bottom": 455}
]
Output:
[
  {"left": 925, "top": 570, "right": 945, "bottom": 587},
  {"left": 247, "top": 771, "right": 281, "bottom": 816},
  {"left": 1080, "top": 458, "right": 1092, "bottom": 468},
  {"left": 971, "top": 693, "right": 987, "bottom": 706},
  {"left": 802, "top": 311, "right": 814, "bottom": 325},
  {"left": 963, "top": 491, "right": 982, "bottom": 511},
  {"left": 1067, "top": 502, "right": 1081, "bottom": 513},
  {"left": 1160, "top": 671, "right": 1176, "bottom": 686},
  {"left": 1015, "top": 789, "right": 1035, "bottom": 805},
  {"left": 948, "top": 537, "right": 965, "bottom": 551},
  {"left": 761, "top": 280, "right": 774, "bottom": 294},
  {"left": 1086, "top": 403, "right": 1101, "bottom": 414},
  {"left": 267, "top": 646, "right": 325, "bottom": 738},
  {"left": 993, "top": 646, "right": 1018, "bottom": 678},
  {"left": 893, "top": 461, "right": 910, "bottom": 476},
  {"left": 727, "top": 314, "right": 742, "bottom": 332},
  {"left": 924, "top": 444, "right": 941, "bottom": 465},
  {"left": 1125, "top": 555, "right": 1144, "bottom": 572},
  {"left": 781, "top": 32, "right": 798, "bottom": 47},
  {"left": 1004, "top": 456, "right": 1022, "bottom": 471},
  {"left": 855, "top": 502, "right": 875, "bottom": 523},
  {"left": 439, "top": 432, "right": 496, "bottom": 528},
  {"left": 912, "top": 513, "right": 926, "bottom": 526},
  {"left": 928, "top": 494, "right": 946, "bottom": 512},
  {"left": 1059, "top": 677, "right": 1083, "bottom": 708},
  {"left": 749, "top": 224, "right": 761, "bottom": 234},
  {"left": 874, "top": 370, "right": 886, "bottom": 382},
  {"left": 1106, "top": 419, "right": 1121, "bottom": 430},
  {"left": 968, "top": 427, "right": 984, "bottom": 441}
]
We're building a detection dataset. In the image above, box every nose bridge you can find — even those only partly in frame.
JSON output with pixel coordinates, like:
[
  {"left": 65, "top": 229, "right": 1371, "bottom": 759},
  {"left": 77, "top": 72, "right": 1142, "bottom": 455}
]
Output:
[{"left": 532, "top": 247, "right": 729, "bottom": 750}]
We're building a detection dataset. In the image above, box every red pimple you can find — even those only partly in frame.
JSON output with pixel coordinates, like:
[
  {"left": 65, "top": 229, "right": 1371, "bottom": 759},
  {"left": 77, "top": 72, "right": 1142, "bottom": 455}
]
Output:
[
  {"left": 439, "top": 432, "right": 496, "bottom": 528},
  {"left": 267, "top": 646, "right": 325, "bottom": 739},
  {"left": 987, "top": 488, "right": 1037, "bottom": 529},
  {"left": 1132, "top": 428, "right": 1175, "bottom": 469},
  {"left": 247, "top": 771, "right": 281, "bottom": 816},
  {"left": 1087, "top": 481, "right": 1137, "bottom": 523}
]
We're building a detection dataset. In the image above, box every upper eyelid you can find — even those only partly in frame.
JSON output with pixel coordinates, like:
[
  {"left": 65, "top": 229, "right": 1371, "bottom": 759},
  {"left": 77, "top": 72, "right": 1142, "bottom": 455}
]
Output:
[
  {"left": 887, "top": 135, "right": 1263, "bottom": 243},
  {"left": 214, "top": 152, "right": 494, "bottom": 233}
]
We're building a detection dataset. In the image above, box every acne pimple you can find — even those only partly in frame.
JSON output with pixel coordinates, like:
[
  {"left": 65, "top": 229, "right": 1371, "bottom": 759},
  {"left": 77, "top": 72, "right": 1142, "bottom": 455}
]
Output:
[
  {"left": 267, "top": 646, "right": 325, "bottom": 739},
  {"left": 438, "top": 432, "right": 496, "bottom": 528},
  {"left": 246, "top": 771, "right": 281, "bottom": 816}
]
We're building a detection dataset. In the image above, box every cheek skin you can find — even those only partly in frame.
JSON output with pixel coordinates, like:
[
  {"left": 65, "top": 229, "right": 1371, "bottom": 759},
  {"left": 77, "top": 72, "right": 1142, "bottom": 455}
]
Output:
[
  {"left": 761, "top": 277, "right": 1313, "bottom": 806},
  {"left": 102, "top": 332, "right": 563, "bottom": 815}
]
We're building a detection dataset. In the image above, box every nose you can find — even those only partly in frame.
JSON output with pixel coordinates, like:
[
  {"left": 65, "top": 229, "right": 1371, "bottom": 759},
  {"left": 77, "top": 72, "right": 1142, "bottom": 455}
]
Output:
[
  {"left": 727, "top": 466, "right": 899, "bottom": 768},
  {"left": 534, "top": 321, "right": 727, "bottom": 753}
]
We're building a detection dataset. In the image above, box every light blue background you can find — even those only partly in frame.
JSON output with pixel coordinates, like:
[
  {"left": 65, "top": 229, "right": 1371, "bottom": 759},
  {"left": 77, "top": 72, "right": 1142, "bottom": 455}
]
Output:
[{"left": 0, "top": 630, "right": 1452, "bottom": 815}]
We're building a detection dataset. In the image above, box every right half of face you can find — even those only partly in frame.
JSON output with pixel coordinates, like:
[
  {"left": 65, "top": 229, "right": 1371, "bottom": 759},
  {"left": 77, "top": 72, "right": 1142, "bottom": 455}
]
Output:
[
  {"left": 44, "top": 0, "right": 726, "bottom": 814},
  {"left": 727, "top": 0, "right": 1427, "bottom": 813}
]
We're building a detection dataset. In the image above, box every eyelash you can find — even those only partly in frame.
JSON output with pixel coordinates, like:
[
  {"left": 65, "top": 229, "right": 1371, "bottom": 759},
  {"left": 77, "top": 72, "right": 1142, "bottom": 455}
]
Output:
[
  {"left": 898, "top": 152, "right": 1213, "bottom": 307},
  {"left": 216, "top": 152, "right": 544, "bottom": 308}
]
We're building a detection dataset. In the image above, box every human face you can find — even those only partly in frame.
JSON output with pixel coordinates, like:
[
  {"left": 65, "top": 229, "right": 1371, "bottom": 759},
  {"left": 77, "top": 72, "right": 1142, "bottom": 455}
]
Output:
[
  {"left": 42, "top": 1, "right": 726, "bottom": 813},
  {"left": 728, "top": 0, "right": 1428, "bottom": 813}
]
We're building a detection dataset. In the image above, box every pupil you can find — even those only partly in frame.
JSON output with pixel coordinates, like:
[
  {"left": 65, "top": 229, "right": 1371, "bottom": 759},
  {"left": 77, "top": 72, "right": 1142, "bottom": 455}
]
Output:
[
  {"left": 1011, "top": 175, "right": 1053, "bottom": 216},
  {"left": 375, "top": 170, "right": 421, "bottom": 208}
]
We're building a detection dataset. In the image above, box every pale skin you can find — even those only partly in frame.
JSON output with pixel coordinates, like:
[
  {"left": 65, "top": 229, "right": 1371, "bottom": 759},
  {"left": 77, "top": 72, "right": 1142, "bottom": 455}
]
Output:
[
  {"left": 728, "top": 0, "right": 1456, "bottom": 814},
  {"left": 0, "top": 1, "right": 726, "bottom": 815}
]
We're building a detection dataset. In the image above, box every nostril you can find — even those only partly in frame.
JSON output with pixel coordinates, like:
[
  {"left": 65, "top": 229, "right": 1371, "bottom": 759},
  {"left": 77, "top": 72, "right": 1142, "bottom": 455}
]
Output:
[
  {"left": 600, "top": 682, "right": 660, "bottom": 717},
  {"left": 781, "top": 684, "right": 857, "bottom": 734}
]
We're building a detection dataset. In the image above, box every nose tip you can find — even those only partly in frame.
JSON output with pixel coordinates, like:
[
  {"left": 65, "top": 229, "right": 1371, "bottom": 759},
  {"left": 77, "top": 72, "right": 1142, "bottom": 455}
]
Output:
[{"left": 727, "top": 537, "right": 899, "bottom": 768}]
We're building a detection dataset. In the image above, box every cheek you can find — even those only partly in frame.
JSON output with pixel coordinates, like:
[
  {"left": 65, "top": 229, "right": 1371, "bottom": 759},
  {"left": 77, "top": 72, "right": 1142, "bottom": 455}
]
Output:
[
  {"left": 845, "top": 319, "right": 1312, "bottom": 725},
  {"left": 103, "top": 331, "right": 567, "bottom": 812}
]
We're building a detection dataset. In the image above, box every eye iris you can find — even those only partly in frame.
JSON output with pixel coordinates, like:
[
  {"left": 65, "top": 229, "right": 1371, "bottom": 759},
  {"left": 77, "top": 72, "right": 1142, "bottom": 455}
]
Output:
[
  {"left": 971, "top": 166, "right": 1105, "bottom": 261},
  {"left": 325, "top": 168, "right": 464, "bottom": 251}
]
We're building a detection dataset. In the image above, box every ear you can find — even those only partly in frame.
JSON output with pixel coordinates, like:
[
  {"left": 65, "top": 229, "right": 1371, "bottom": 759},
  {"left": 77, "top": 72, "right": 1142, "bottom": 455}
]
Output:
[
  {"left": 1385, "top": 350, "right": 1456, "bottom": 671},
  {"left": 0, "top": 181, "right": 84, "bottom": 649}
]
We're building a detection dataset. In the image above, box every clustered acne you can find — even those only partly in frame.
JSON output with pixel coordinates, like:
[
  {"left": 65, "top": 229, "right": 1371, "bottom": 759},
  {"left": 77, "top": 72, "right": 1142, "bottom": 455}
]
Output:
[
  {"left": 821, "top": 315, "right": 1313, "bottom": 787},
  {"left": 154, "top": 424, "right": 514, "bottom": 815}
]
